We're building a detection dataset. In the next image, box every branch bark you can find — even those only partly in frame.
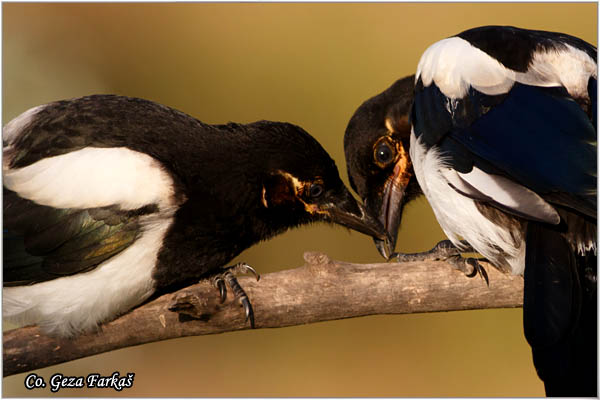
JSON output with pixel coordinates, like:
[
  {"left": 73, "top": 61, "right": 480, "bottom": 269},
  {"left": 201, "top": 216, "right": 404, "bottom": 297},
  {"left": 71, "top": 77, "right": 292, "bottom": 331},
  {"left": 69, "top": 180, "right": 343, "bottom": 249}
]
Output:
[{"left": 3, "top": 252, "right": 524, "bottom": 377}]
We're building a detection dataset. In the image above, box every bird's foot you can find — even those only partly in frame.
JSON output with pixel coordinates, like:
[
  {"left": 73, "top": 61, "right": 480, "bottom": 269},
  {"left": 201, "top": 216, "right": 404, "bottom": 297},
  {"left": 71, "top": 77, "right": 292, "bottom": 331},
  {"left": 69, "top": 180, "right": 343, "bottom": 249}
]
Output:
[
  {"left": 391, "top": 240, "right": 489, "bottom": 285},
  {"left": 391, "top": 240, "right": 471, "bottom": 262},
  {"left": 212, "top": 262, "right": 260, "bottom": 328},
  {"left": 446, "top": 255, "right": 489, "bottom": 286}
]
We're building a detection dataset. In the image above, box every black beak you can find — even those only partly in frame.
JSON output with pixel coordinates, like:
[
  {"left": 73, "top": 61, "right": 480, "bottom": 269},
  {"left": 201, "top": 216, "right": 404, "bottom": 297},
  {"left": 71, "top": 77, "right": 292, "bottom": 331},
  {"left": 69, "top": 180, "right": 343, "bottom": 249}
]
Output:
[
  {"left": 372, "top": 168, "right": 405, "bottom": 260},
  {"left": 322, "top": 187, "right": 387, "bottom": 241}
]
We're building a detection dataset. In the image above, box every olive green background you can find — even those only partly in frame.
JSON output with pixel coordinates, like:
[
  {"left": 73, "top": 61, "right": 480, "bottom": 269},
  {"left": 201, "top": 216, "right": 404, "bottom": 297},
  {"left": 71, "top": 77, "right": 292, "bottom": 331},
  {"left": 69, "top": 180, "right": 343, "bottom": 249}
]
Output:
[{"left": 2, "top": 3, "right": 596, "bottom": 397}]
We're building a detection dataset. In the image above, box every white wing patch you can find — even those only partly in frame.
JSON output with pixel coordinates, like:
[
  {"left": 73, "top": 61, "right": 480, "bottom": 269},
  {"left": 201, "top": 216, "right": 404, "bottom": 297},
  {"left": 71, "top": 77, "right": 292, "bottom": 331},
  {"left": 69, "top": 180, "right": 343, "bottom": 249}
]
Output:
[
  {"left": 416, "top": 36, "right": 596, "bottom": 100},
  {"left": 3, "top": 147, "right": 176, "bottom": 210},
  {"left": 526, "top": 43, "right": 597, "bottom": 100},
  {"left": 416, "top": 37, "right": 516, "bottom": 98},
  {"left": 3, "top": 215, "right": 173, "bottom": 337},
  {"left": 444, "top": 167, "right": 560, "bottom": 224}
]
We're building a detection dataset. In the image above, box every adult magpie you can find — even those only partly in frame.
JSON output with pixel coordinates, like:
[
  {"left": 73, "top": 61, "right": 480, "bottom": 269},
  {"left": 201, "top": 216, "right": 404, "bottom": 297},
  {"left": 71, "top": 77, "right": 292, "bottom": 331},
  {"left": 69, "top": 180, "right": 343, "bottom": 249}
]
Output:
[
  {"left": 344, "top": 26, "right": 597, "bottom": 396},
  {"left": 3, "top": 94, "right": 385, "bottom": 337}
]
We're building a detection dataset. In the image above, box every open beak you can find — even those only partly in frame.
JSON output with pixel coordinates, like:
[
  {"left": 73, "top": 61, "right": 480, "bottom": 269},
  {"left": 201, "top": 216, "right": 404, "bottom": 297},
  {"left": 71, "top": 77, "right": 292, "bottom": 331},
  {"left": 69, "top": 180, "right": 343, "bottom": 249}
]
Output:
[
  {"left": 372, "top": 161, "right": 407, "bottom": 259},
  {"left": 322, "top": 187, "right": 387, "bottom": 241}
]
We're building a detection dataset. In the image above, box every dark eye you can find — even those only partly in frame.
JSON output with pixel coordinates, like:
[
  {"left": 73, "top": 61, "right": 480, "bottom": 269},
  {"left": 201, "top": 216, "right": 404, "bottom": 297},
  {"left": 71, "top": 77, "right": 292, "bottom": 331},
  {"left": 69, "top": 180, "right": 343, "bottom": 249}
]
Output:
[
  {"left": 374, "top": 141, "right": 396, "bottom": 167},
  {"left": 308, "top": 183, "right": 324, "bottom": 198}
]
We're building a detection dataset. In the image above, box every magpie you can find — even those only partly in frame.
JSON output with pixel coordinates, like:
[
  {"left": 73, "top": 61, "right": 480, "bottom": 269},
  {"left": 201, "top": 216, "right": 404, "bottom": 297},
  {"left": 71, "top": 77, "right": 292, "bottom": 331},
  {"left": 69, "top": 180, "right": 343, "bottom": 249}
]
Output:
[
  {"left": 344, "top": 26, "right": 597, "bottom": 396},
  {"left": 3, "top": 94, "right": 386, "bottom": 337}
]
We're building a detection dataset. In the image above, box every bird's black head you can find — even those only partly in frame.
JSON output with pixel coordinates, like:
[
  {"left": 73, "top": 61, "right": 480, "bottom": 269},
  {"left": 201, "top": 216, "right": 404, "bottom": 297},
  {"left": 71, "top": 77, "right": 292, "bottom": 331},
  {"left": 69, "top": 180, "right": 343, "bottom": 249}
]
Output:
[
  {"left": 241, "top": 121, "right": 386, "bottom": 243},
  {"left": 344, "top": 76, "right": 419, "bottom": 259}
]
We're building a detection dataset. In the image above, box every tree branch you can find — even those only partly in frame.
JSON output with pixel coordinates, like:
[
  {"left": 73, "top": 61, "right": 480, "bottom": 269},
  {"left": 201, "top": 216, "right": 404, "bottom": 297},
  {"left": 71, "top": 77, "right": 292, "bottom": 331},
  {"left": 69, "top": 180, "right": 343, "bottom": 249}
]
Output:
[{"left": 3, "top": 252, "right": 523, "bottom": 377}]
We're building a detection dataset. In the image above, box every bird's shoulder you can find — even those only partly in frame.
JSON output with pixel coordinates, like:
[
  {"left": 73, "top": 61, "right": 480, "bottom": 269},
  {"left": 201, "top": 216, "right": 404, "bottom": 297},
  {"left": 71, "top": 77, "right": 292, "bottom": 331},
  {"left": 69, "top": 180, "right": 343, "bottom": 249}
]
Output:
[{"left": 416, "top": 25, "right": 596, "bottom": 101}]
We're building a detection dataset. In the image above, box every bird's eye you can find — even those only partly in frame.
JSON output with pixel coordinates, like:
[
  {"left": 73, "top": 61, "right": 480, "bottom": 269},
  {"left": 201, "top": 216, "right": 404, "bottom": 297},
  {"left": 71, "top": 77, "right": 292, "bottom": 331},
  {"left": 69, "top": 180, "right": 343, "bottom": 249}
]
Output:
[
  {"left": 374, "top": 140, "right": 396, "bottom": 167},
  {"left": 308, "top": 183, "right": 324, "bottom": 198}
]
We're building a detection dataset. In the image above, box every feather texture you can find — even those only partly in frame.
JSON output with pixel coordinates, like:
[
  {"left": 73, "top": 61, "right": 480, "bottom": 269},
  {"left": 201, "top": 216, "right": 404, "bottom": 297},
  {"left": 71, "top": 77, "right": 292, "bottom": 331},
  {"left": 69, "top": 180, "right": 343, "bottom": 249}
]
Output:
[
  {"left": 416, "top": 27, "right": 596, "bottom": 100},
  {"left": 4, "top": 147, "right": 176, "bottom": 210}
]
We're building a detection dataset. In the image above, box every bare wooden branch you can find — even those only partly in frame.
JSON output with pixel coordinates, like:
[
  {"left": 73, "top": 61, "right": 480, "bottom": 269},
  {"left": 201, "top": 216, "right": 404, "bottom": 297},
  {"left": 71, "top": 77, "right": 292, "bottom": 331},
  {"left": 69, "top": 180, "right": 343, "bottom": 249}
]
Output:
[{"left": 3, "top": 252, "right": 523, "bottom": 377}]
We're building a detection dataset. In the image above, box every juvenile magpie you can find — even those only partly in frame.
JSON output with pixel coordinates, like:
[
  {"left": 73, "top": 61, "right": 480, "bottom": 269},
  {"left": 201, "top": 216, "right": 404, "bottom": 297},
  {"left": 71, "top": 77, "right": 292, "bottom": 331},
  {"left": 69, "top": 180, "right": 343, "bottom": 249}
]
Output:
[
  {"left": 3, "top": 94, "right": 385, "bottom": 337},
  {"left": 344, "top": 26, "right": 597, "bottom": 396}
]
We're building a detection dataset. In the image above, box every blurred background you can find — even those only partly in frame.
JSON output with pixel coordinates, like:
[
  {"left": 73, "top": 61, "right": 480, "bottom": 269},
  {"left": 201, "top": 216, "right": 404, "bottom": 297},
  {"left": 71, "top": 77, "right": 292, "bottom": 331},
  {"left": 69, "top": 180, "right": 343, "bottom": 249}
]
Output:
[{"left": 2, "top": 3, "right": 596, "bottom": 397}]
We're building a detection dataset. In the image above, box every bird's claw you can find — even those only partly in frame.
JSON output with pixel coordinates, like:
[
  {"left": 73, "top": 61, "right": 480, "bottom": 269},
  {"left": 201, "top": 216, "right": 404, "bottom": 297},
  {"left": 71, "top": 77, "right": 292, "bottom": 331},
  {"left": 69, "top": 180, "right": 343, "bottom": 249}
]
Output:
[
  {"left": 211, "top": 262, "right": 259, "bottom": 328},
  {"left": 240, "top": 296, "right": 252, "bottom": 321},
  {"left": 447, "top": 255, "right": 489, "bottom": 286},
  {"left": 213, "top": 278, "right": 227, "bottom": 303},
  {"left": 390, "top": 239, "right": 488, "bottom": 285}
]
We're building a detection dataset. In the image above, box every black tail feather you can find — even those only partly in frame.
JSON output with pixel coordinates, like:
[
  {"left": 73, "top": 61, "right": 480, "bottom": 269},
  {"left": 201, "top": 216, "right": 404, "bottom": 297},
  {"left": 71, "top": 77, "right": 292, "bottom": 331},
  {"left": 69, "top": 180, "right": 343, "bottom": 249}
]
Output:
[{"left": 524, "top": 221, "right": 597, "bottom": 396}]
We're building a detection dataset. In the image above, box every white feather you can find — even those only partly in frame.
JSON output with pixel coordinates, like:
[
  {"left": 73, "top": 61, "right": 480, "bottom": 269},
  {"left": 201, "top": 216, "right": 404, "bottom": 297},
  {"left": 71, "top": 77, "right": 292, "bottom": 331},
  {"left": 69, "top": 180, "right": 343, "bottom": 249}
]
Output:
[
  {"left": 524, "top": 43, "right": 597, "bottom": 100},
  {"left": 578, "top": 238, "right": 597, "bottom": 255},
  {"left": 3, "top": 147, "right": 176, "bottom": 210},
  {"left": 3, "top": 215, "right": 174, "bottom": 337},
  {"left": 447, "top": 167, "right": 560, "bottom": 224},
  {"left": 416, "top": 36, "right": 596, "bottom": 100},
  {"left": 416, "top": 37, "right": 516, "bottom": 98},
  {"left": 410, "top": 132, "right": 526, "bottom": 274}
]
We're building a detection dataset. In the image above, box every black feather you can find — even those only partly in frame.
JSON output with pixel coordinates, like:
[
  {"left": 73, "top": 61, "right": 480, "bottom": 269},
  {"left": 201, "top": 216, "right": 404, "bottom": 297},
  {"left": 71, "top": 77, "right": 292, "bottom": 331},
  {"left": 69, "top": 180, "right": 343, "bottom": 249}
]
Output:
[
  {"left": 524, "top": 222, "right": 597, "bottom": 396},
  {"left": 3, "top": 189, "right": 143, "bottom": 285}
]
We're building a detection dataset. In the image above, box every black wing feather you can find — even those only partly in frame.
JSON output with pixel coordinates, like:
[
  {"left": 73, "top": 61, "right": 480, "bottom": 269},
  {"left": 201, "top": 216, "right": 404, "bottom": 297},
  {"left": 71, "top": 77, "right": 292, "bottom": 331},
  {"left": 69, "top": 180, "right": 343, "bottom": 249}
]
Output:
[
  {"left": 413, "top": 79, "right": 597, "bottom": 219},
  {"left": 3, "top": 189, "right": 143, "bottom": 285}
]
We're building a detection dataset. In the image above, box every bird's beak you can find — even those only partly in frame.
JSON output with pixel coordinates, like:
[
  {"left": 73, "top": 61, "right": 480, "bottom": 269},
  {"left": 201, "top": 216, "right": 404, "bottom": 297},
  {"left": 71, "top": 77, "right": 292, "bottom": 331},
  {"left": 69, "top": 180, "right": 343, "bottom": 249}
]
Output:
[
  {"left": 372, "top": 161, "right": 408, "bottom": 259},
  {"left": 321, "top": 187, "right": 388, "bottom": 241}
]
